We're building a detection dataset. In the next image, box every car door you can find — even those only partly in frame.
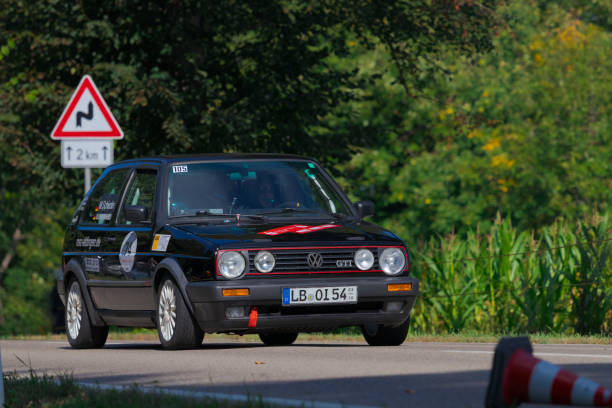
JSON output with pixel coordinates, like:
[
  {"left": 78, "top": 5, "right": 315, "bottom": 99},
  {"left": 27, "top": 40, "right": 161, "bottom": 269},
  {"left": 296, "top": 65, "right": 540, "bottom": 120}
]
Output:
[
  {"left": 105, "top": 166, "right": 160, "bottom": 313},
  {"left": 77, "top": 168, "right": 131, "bottom": 308}
]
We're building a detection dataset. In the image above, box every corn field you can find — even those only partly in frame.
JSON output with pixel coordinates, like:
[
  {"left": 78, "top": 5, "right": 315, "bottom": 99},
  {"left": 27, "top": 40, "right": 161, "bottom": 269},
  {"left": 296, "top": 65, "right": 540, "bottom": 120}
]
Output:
[{"left": 410, "top": 213, "right": 612, "bottom": 335}]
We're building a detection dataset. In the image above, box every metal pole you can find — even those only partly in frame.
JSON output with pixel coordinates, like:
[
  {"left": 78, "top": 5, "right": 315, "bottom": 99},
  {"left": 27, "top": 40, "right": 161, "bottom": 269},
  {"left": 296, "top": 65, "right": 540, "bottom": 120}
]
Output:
[
  {"left": 0, "top": 343, "right": 5, "bottom": 407},
  {"left": 84, "top": 167, "right": 91, "bottom": 194}
]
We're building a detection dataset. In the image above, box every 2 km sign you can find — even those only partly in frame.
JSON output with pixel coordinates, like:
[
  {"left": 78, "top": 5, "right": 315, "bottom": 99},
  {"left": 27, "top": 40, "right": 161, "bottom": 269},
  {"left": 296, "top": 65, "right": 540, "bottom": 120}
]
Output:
[{"left": 61, "top": 140, "right": 113, "bottom": 168}]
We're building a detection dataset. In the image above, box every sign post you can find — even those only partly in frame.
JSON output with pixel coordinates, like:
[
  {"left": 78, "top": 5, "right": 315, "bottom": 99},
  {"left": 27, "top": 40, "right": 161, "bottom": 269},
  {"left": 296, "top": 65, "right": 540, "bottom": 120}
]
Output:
[
  {"left": 85, "top": 167, "right": 91, "bottom": 193},
  {"left": 51, "top": 75, "right": 123, "bottom": 194}
]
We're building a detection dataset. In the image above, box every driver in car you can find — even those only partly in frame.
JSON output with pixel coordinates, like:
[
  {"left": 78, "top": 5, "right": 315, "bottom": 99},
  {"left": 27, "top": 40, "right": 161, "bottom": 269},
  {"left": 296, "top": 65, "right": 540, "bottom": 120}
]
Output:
[{"left": 256, "top": 175, "right": 277, "bottom": 208}]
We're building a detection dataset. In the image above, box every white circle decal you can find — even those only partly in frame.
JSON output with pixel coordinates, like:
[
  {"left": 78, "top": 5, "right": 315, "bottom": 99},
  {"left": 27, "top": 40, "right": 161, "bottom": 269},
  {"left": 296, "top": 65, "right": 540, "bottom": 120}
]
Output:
[{"left": 119, "top": 231, "right": 138, "bottom": 273}]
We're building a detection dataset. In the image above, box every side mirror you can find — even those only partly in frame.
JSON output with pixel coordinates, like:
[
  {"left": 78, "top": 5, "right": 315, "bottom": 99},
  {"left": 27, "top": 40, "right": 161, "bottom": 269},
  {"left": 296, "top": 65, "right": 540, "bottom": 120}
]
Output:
[
  {"left": 355, "top": 201, "right": 375, "bottom": 219},
  {"left": 124, "top": 205, "right": 148, "bottom": 223}
]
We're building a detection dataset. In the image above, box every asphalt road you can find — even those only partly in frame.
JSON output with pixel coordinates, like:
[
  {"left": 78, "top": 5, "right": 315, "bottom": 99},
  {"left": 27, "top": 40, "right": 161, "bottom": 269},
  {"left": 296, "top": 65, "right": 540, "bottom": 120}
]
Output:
[{"left": 1, "top": 338, "right": 611, "bottom": 407}]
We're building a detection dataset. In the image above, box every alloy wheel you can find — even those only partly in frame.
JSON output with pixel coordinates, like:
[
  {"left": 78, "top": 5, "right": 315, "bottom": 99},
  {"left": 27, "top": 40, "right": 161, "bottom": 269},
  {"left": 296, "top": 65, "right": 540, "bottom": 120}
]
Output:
[
  {"left": 66, "top": 283, "right": 83, "bottom": 339},
  {"left": 158, "top": 281, "right": 177, "bottom": 341}
]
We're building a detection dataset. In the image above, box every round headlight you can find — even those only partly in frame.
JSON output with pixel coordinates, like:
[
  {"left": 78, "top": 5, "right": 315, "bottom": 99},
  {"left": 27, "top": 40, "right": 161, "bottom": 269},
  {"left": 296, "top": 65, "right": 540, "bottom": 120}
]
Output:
[
  {"left": 379, "top": 248, "right": 406, "bottom": 276},
  {"left": 354, "top": 249, "right": 374, "bottom": 270},
  {"left": 218, "top": 251, "right": 246, "bottom": 279},
  {"left": 254, "top": 251, "right": 275, "bottom": 273}
]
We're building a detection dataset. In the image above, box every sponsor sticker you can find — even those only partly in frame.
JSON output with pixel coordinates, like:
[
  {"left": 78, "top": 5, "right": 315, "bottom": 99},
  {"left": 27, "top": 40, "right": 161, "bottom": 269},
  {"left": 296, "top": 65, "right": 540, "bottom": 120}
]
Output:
[
  {"left": 95, "top": 213, "right": 112, "bottom": 221},
  {"left": 98, "top": 200, "right": 115, "bottom": 211},
  {"left": 152, "top": 234, "right": 171, "bottom": 252},
  {"left": 92, "top": 193, "right": 118, "bottom": 222},
  {"left": 76, "top": 237, "right": 101, "bottom": 247},
  {"left": 119, "top": 231, "right": 138, "bottom": 273},
  {"left": 83, "top": 257, "right": 100, "bottom": 273}
]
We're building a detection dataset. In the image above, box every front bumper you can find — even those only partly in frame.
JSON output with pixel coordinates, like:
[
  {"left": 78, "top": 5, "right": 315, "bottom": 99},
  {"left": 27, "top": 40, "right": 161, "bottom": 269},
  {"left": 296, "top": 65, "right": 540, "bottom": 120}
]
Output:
[{"left": 186, "top": 276, "right": 419, "bottom": 333}]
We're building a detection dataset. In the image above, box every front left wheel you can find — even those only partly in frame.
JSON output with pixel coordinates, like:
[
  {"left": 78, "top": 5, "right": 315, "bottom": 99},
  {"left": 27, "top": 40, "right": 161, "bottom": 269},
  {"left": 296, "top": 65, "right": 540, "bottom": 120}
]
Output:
[
  {"left": 156, "top": 278, "right": 204, "bottom": 349},
  {"left": 66, "top": 279, "right": 108, "bottom": 348},
  {"left": 361, "top": 317, "right": 410, "bottom": 346}
]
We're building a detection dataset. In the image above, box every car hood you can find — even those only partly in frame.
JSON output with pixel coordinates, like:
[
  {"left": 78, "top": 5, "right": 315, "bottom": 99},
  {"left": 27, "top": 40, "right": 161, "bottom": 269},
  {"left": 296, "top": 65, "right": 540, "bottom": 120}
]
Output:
[{"left": 169, "top": 219, "right": 404, "bottom": 248}]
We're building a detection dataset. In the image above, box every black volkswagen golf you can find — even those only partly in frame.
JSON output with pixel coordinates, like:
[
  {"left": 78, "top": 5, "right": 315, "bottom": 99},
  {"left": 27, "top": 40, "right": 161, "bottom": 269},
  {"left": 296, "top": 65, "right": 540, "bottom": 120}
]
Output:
[{"left": 58, "top": 154, "right": 419, "bottom": 349}]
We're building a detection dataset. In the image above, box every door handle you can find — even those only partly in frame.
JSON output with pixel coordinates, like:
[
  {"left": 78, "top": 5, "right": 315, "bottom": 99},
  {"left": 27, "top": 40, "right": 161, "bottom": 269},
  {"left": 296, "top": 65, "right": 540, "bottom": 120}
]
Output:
[{"left": 105, "top": 236, "right": 116, "bottom": 242}]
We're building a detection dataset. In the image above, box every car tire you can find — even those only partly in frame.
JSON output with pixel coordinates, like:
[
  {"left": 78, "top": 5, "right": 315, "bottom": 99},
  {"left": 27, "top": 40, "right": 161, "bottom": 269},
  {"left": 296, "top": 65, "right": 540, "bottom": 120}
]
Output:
[
  {"left": 156, "top": 277, "right": 204, "bottom": 349},
  {"left": 361, "top": 317, "right": 410, "bottom": 346},
  {"left": 65, "top": 279, "right": 108, "bottom": 349},
  {"left": 259, "top": 332, "right": 298, "bottom": 346}
]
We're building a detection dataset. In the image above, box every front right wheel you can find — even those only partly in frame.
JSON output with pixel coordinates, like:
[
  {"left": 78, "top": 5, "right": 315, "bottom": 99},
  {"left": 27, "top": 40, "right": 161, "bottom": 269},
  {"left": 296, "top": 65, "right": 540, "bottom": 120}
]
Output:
[
  {"left": 259, "top": 332, "right": 298, "bottom": 346},
  {"left": 156, "top": 277, "right": 204, "bottom": 349},
  {"left": 361, "top": 317, "right": 410, "bottom": 346}
]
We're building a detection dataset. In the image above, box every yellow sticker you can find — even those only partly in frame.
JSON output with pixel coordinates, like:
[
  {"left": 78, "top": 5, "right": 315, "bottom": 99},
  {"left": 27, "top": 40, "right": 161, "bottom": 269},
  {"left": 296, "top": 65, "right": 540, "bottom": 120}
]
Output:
[
  {"left": 151, "top": 234, "right": 171, "bottom": 252},
  {"left": 152, "top": 235, "right": 160, "bottom": 250}
]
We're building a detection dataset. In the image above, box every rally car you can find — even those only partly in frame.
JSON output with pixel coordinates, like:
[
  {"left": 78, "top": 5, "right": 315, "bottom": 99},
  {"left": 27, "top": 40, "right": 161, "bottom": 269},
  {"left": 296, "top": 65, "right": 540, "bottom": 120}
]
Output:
[{"left": 58, "top": 154, "right": 419, "bottom": 349}]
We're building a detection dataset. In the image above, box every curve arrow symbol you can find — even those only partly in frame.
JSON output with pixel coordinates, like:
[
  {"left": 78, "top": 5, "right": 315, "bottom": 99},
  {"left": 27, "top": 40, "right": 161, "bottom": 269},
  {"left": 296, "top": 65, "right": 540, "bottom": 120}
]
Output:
[{"left": 76, "top": 102, "right": 94, "bottom": 127}]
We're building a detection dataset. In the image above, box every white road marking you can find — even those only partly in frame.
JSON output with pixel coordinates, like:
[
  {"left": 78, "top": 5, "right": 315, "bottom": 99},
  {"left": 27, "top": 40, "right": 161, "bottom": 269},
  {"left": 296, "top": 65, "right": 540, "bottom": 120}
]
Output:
[
  {"left": 77, "top": 382, "right": 381, "bottom": 408},
  {"left": 37, "top": 340, "right": 154, "bottom": 345},
  {"left": 536, "top": 352, "right": 612, "bottom": 359},
  {"left": 441, "top": 350, "right": 612, "bottom": 359}
]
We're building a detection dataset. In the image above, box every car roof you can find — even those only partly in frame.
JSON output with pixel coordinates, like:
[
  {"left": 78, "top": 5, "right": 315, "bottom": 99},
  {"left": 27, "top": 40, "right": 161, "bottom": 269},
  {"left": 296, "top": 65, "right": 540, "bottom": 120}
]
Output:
[{"left": 109, "top": 153, "right": 316, "bottom": 168}]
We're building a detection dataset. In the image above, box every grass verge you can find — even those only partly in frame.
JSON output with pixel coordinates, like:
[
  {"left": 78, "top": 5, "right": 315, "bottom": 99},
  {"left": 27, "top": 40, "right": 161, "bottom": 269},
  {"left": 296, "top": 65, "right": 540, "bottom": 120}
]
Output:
[
  {"left": 2, "top": 328, "right": 611, "bottom": 344},
  {"left": 3, "top": 371, "right": 277, "bottom": 408}
]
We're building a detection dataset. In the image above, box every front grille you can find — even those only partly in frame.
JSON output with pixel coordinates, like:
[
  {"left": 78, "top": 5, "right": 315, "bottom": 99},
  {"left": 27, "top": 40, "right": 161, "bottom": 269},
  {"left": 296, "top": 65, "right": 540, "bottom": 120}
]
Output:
[{"left": 247, "top": 247, "right": 380, "bottom": 274}]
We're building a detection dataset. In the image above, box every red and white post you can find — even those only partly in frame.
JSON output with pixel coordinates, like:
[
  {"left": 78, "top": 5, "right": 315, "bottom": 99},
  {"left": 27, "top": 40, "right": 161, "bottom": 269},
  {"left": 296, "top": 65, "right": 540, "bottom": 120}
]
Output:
[
  {"left": 486, "top": 337, "right": 612, "bottom": 407},
  {"left": 503, "top": 349, "right": 611, "bottom": 406}
]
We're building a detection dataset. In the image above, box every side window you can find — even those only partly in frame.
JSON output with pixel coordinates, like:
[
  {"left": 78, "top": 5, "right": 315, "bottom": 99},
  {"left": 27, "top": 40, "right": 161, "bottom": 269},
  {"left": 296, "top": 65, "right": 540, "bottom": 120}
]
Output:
[
  {"left": 81, "top": 170, "right": 130, "bottom": 225},
  {"left": 118, "top": 169, "right": 158, "bottom": 225}
]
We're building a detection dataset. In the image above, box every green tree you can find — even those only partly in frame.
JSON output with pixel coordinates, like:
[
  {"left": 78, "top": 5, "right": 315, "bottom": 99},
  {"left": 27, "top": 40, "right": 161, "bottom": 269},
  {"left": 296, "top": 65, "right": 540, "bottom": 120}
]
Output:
[{"left": 338, "top": 1, "right": 612, "bottom": 243}]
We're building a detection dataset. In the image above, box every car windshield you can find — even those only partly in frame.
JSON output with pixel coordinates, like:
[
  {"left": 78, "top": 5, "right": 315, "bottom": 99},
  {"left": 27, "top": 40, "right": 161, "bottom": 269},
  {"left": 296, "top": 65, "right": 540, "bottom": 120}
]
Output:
[{"left": 167, "top": 160, "right": 352, "bottom": 218}]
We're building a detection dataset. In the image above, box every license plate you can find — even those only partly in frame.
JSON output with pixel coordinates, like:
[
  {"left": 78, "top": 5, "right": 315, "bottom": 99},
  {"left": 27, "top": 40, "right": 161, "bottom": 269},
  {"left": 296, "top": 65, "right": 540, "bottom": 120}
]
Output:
[{"left": 282, "top": 286, "right": 357, "bottom": 305}]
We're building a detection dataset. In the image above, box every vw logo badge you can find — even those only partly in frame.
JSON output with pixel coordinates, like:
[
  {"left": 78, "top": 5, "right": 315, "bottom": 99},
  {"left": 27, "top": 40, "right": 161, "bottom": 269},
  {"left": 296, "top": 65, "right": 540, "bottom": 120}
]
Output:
[{"left": 306, "top": 252, "right": 323, "bottom": 269}]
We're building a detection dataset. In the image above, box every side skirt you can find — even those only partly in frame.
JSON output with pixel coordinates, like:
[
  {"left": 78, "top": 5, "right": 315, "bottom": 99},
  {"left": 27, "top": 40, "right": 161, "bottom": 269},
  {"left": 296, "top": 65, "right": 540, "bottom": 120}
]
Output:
[{"left": 97, "top": 310, "right": 156, "bottom": 328}]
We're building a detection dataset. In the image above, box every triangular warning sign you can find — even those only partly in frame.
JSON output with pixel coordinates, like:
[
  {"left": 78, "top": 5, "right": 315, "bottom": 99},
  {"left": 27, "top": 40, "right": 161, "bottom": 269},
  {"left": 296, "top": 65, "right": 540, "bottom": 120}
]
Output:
[{"left": 51, "top": 75, "right": 123, "bottom": 139}]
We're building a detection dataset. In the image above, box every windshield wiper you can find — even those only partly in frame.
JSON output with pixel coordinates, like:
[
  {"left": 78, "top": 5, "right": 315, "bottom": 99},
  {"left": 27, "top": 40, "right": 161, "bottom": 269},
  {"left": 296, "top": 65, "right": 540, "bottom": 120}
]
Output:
[
  {"left": 259, "top": 208, "right": 319, "bottom": 215},
  {"left": 330, "top": 212, "right": 352, "bottom": 220},
  {"left": 195, "top": 210, "right": 235, "bottom": 217},
  {"left": 194, "top": 211, "right": 267, "bottom": 222},
  {"left": 168, "top": 211, "right": 236, "bottom": 225},
  {"left": 239, "top": 214, "right": 267, "bottom": 220}
]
